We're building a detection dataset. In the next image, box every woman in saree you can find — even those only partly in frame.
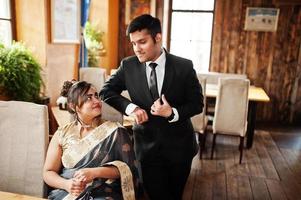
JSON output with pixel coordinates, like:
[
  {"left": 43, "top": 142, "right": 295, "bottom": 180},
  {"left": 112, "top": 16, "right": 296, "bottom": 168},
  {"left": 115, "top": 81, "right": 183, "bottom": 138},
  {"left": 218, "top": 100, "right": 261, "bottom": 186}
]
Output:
[{"left": 43, "top": 80, "right": 139, "bottom": 200}]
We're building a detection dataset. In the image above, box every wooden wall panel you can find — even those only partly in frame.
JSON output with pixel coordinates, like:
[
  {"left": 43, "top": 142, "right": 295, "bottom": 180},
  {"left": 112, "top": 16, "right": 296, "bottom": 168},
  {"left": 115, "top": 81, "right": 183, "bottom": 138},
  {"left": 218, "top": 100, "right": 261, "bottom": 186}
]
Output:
[
  {"left": 47, "top": 44, "right": 77, "bottom": 105},
  {"left": 117, "top": 0, "right": 301, "bottom": 123},
  {"left": 118, "top": 0, "right": 134, "bottom": 63},
  {"left": 89, "top": 0, "right": 120, "bottom": 74},
  {"left": 15, "top": 0, "right": 77, "bottom": 105},
  {"left": 210, "top": 0, "right": 301, "bottom": 123},
  {"left": 118, "top": 0, "right": 164, "bottom": 64}
]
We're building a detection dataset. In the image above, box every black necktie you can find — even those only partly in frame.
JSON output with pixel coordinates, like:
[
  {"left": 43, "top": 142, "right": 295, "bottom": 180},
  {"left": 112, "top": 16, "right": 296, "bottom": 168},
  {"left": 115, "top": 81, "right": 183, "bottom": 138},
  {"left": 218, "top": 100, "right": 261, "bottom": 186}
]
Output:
[{"left": 149, "top": 62, "right": 159, "bottom": 100}]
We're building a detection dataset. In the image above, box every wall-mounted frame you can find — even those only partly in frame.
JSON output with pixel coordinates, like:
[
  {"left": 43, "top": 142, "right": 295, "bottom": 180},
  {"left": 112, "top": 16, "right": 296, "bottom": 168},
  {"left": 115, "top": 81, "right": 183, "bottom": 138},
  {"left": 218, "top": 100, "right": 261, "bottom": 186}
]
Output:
[
  {"left": 51, "top": 0, "right": 80, "bottom": 44},
  {"left": 125, "top": 0, "right": 156, "bottom": 25},
  {"left": 244, "top": 7, "right": 280, "bottom": 32},
  {"left": 273, "top": 0, "right": 301, "bottom": 5}
]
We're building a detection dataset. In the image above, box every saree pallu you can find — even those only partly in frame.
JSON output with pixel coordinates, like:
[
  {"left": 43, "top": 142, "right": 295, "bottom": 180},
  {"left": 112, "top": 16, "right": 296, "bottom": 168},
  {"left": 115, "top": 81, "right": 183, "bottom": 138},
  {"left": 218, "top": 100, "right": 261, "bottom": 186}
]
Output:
[{"left": 48, "top": 121, "right": 139, "bottom": 200}]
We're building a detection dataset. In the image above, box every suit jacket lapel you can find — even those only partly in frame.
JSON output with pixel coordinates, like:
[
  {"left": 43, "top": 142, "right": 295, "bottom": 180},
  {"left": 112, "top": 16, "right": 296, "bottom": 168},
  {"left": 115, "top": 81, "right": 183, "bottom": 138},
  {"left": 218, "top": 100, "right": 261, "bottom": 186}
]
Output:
[
  {"left": 136, "top": 62, "right": 153, "bottom": 103},
  {"left": 161, "top": 53, "right": 174, "bottom": 95}
]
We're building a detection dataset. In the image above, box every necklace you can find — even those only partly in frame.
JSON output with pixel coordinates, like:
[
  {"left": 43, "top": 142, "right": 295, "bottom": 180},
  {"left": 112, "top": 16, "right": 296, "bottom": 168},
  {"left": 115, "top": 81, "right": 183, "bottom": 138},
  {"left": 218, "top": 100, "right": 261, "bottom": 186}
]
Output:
[{"left": 80, "top": 123, "right": 93, "bottom": 128}]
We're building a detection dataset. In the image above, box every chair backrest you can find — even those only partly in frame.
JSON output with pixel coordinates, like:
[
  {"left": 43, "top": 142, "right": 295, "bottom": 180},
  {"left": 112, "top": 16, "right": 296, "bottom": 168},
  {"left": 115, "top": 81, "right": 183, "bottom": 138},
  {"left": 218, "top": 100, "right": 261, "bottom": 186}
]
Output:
[
  {"left": 121, "top": 90, "right": 131, "bottom": 101},
  {"left": 191, "top": 75, "right": 207, "bottom": 133},
  {"left": 110, "top": 68, "right": 117, "bottom": 75},
  {"left": 213, "top": 78, "right": 250, "bottom": 136},
  {"left": 0, "top": 101, "right": 49, "bottom": 198},
  {"left": 80, "top": 67, "right": 106, "bottom": 92},
  {"left": 101, "top": 101, "right": 123, "bottom": 124},
  {"left": 199, "top": 72, "right": 247, "bottom": 84}
]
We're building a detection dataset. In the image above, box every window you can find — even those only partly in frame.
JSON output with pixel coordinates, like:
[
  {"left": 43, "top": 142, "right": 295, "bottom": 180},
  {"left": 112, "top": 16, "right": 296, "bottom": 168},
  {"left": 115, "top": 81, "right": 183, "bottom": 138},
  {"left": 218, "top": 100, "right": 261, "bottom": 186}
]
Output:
[
  {"left": 169, "top": 0, "right": 214, "bottom": 72},
  {"left": 0, "top": 0, "right": 13, "bottom": 46}
]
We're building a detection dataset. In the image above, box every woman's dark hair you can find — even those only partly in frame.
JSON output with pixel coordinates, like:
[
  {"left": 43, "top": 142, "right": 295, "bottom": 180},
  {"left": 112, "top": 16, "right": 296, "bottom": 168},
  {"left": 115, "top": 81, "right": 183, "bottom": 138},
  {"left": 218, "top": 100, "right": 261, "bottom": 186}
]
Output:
[
  {"left": 126, "top": 14, "right": 161, "bottom": 42},
  {"left": 60, "top": 80, "right": 74, "bottom": 97},
  {"left": 60, "top": 80, "right": 92, "bottom": 114}
]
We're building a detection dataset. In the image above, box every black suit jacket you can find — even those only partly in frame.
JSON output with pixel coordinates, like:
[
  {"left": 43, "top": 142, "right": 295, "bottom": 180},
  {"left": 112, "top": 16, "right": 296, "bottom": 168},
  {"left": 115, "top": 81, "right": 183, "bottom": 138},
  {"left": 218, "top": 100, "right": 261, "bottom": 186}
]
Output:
[{"left": 100, "top": 52, "right": 203, "bottom": 163}]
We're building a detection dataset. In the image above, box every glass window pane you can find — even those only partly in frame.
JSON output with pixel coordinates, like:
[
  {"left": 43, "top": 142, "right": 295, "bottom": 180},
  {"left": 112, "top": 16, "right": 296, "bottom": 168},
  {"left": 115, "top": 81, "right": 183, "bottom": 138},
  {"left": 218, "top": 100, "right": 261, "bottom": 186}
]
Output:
[
  {"left": 0, "top": 20, "right": 12, "bottom": 46},
  {"left": 0, "top": 0, "right": 11, "bottom": 19},
  {"left": 170, "top": 12, "right": 213, "bottom": 72},
  {"left": 171, "top": 12, "right": 213, "bottom": 41},
  {"left": 172, "top": 0, "right": 214, "bottom": 11},
  {"left": 170, "top": 40, "right": 211, "bottom": 73}
]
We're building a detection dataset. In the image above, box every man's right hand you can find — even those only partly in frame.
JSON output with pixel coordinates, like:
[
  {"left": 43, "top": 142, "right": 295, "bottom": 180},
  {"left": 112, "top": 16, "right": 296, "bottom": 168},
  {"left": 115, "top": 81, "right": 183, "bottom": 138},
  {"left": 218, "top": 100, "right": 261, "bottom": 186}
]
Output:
[{"left": 131, "top": 107, "right": 148, "bottom": 124}]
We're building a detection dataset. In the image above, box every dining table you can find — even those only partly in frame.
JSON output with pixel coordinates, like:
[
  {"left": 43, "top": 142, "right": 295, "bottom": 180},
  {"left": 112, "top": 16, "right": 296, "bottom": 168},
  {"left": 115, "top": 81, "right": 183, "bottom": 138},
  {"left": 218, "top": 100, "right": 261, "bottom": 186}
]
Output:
[{"left": 0, "top": 191, "right": 45, "bottom": 200}]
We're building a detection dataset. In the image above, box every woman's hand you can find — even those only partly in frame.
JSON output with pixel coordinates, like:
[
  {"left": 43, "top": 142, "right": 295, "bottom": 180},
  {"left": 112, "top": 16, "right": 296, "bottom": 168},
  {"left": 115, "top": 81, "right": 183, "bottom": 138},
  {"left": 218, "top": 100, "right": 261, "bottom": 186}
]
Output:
[
  {"left": 73, "top": 168, "right": 95, "bottom": 184},
  {"left": 64, "top": 178, "right": 86, "bottom": 197}
]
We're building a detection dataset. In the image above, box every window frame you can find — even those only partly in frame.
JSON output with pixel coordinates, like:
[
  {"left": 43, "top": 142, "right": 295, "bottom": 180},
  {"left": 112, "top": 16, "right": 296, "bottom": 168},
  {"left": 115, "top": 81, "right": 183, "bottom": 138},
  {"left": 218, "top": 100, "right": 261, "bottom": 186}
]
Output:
[
  {"left": 165, "top": 0, "right": 215, "bottom": 72},
  {"left": 0, "top": 0, "right": 16, "bottom": 44}
]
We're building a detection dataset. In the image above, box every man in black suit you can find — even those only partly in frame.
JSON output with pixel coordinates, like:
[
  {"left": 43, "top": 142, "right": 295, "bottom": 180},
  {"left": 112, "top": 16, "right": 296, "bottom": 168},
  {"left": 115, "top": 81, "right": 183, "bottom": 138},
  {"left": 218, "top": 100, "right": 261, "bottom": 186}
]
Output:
[{"left": 100, "top": 14, "right": 203, "bottom": 200}]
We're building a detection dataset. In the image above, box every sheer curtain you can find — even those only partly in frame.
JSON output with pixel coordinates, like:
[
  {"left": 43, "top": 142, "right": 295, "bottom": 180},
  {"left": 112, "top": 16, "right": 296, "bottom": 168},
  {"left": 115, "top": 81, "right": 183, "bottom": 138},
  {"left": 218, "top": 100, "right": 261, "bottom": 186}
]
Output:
[{"left": 79, "top": 0, "right": 91, "bottom": 68}]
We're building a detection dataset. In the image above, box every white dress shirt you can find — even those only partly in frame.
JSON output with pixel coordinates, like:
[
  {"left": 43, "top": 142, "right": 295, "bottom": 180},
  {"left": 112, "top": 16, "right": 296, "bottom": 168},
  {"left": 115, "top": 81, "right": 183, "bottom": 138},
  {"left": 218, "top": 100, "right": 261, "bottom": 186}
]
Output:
[{"left": 125, "top": 50, "right": 179, "bottom": 122}]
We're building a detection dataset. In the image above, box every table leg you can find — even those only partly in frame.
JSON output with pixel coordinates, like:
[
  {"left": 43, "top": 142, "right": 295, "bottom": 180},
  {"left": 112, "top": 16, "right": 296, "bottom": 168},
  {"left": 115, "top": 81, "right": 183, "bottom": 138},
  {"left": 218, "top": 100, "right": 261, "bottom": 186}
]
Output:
[{"left": 246, "top": 101, "right": 257, "bottom": 148}]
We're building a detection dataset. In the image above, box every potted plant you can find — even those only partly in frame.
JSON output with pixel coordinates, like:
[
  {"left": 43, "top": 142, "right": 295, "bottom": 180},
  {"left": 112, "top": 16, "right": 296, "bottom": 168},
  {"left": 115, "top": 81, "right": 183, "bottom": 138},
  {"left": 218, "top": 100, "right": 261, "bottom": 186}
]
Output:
[
  {"left": 84, "top": 21, "right": 106, "bottom": 67},
  {"left": 0, "top": 41, "right": 44, "bottom": 103}
]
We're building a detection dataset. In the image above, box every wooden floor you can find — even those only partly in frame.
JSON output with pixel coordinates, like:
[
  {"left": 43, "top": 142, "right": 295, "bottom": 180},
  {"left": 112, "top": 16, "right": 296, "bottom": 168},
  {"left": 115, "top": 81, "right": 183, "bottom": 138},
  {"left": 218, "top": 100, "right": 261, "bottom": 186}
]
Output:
[{"left": 183, "top": 125, "right": 301, "bottom": 200}]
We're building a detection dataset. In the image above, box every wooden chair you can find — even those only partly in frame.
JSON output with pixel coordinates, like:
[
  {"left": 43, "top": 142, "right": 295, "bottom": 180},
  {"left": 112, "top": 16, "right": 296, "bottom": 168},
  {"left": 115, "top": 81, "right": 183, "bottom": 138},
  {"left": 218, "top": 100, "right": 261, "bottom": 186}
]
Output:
[
  {"left": 0, "top": 101, "right": 49, "bottom": 197},
  {"left": 121, "top": 90, "right": 131, "bottom": 101},
  {"left": 109, "top": 68, "right": 131, "bottom": 101},
  {"left": 210, "top": 78, "right": 250, "bottom": 164},
  {"left": 80, "top": 67, "right": 106, "bottom": 92},
  {"left": 191, "top": 75, "right": 208, "bottom": 159},
  {"left": 110, "top": 68, "right": 117, "bottom": 75},
  {"left": 199, "top": 72, "right": 248, "bottom": 123},
  {"left": 199, "top": 72, "right": 247, "bottom": 84},
  {"left": 101, "top": 101, "right": 123, "bottom": 124}
]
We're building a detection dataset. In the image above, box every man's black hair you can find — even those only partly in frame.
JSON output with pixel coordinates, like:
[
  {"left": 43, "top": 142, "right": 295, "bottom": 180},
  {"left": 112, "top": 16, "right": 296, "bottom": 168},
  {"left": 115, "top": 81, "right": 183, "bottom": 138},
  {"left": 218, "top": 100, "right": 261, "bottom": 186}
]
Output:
[{"left": 126, "top": 14, "right": 161, "bottom": 41}]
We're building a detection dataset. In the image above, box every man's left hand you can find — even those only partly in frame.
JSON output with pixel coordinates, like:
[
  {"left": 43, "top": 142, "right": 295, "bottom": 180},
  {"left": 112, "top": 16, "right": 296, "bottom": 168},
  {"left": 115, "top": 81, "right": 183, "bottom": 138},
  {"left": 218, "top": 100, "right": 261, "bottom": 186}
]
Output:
[{"left": 150, "top": 94, "right": 172, "bottom": 118}]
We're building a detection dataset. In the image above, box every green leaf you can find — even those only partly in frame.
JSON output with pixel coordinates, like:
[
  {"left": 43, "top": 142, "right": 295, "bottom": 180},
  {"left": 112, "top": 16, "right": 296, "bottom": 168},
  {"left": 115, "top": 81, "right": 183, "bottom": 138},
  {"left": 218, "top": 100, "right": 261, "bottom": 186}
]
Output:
[{"left": 0, "top": 41, "right": 43, "bottom": 102}]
